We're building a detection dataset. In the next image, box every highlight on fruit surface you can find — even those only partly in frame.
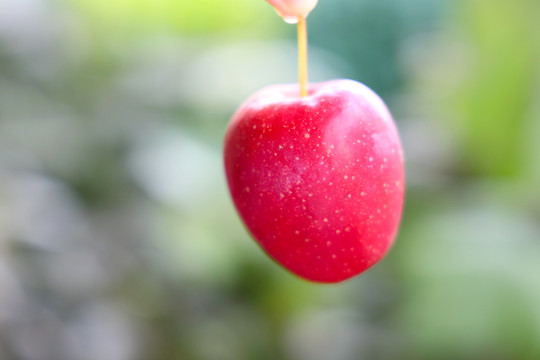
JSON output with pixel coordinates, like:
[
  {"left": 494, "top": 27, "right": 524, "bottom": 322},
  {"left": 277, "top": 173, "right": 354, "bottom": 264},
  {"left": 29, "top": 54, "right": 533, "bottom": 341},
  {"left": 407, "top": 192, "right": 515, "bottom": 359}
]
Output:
[{"left": 265, "top": 0, "right": 318, "bottom": 23}]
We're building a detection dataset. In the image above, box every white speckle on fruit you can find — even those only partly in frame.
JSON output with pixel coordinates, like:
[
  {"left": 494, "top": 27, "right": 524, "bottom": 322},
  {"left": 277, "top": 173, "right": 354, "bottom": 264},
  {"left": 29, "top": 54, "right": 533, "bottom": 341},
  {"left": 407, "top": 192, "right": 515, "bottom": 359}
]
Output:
[
  {"left": 323, "top": 218, "right": 328, "bottom": 222},
  {"left": 369, "top": 156, "right": 373, "bottom": 162},
  {"left": 305, "top": 238, "right": 310, "bottom": 242},
  {"left": 344, "top": 175, "right": 348, "bottom": 179},
  {"left": 305, "top": 133, "right": 310, "bottom": 138},
  {"left": 345, "top": 227, "right": 351, "bottom": 232},
  {"left": 280, "top": 193, "right": 285, "bottom": 199},
  {"left": 308, "top": 193, "right": 313, "bottom": 197},
  {"left": 332, "top": 254, "right": 337, "bottom": 259},
  {"left": 336, "top": 230, "right": 341, "bottom": 234},
  {"left": 245, "top": 187, "right": 250, "bottom": 193},
  {"left": 295, "top": 230, "right": 300, "bottom": 235},
  {"left": 326, "top": 241, "right": 332, "bottom": 246},
  {"left": 361, "top": 191, "right": 366, "bottom": 196}
]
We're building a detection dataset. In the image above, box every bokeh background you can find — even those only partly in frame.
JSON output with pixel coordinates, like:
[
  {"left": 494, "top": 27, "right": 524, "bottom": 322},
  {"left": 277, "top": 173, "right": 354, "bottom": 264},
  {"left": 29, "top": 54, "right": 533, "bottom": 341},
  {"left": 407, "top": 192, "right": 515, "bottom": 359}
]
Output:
[{"left": 1, "top": 0, "right": 540, "bottom": 359}]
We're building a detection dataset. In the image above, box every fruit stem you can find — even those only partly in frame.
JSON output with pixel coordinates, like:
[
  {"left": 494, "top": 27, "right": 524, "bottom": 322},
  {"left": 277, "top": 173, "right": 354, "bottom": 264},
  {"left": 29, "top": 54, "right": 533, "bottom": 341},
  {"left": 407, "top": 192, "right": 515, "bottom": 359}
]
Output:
[{"left": 297, "top": 15, "right": 308, "bottom": 97}]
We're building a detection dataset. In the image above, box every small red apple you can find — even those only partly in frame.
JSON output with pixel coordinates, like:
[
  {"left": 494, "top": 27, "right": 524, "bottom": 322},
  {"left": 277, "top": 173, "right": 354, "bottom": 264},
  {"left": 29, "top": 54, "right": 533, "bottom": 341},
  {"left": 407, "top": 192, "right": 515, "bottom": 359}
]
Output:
[{"left": 224, "top": 79, "right": 404, "bottom": 283}]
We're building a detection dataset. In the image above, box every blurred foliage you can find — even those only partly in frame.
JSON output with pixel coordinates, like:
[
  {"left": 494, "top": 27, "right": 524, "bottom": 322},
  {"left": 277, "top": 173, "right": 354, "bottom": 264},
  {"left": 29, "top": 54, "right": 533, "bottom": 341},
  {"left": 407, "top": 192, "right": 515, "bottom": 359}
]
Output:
[
  {"left": 0, "top": 0, "right": 540, "bottom": 360},
  {"left": 450, "top": 0, "right": 540, "bottom": 177},
  {"left": 310, "top": 0, "right": 448, "bottom": 96},
  {"left": 67, "top": 0, "right": 276, "bottom": 35}
]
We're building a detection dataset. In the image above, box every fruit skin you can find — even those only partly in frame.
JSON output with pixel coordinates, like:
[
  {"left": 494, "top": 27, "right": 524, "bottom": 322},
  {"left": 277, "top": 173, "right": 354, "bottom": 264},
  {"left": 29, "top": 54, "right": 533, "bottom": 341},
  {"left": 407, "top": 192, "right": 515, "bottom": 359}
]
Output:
[{"left": 224, "top": 79, "right": 404, "bottom": 283}]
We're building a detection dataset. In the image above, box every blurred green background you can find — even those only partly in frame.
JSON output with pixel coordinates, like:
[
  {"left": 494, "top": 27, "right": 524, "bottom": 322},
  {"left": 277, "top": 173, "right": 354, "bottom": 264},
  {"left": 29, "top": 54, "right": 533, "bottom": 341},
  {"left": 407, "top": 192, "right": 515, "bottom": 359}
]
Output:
[{"left": 1, "top": 0, "right": 540, "bottom": 359}]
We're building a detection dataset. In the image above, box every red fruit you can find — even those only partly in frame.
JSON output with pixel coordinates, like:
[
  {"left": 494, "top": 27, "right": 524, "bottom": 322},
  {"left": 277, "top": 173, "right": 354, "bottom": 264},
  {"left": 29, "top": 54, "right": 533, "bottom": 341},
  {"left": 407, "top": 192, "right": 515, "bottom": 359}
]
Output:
[{"left": 224, "top": 79, "right": 404, "bottom": 283}]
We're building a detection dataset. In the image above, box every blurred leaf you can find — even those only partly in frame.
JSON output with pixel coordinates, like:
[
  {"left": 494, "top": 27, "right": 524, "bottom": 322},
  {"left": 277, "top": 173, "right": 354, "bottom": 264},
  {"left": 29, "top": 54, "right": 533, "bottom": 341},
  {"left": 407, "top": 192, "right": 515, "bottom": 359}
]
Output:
[
  {"left": 309, "top": 0, "right": 447, "bottom": 96},
  {"left": 395, "top": 196, "right": 540, "bottom": 359},
  {"left": 451, "top": 0, "right": 540, "bottom": 177},
  {"left": 64, "top": 0, "right": 277, "bottom": 35}
]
